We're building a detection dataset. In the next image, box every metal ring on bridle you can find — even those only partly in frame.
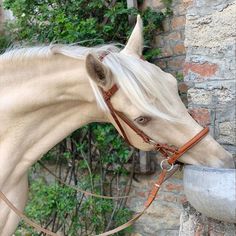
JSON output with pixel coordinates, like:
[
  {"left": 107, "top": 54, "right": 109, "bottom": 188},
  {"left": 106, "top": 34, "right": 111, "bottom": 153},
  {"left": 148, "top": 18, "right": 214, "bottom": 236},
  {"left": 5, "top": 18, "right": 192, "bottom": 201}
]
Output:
[{"left": 160, "top": 159, "right": 174, "bottom": 172}]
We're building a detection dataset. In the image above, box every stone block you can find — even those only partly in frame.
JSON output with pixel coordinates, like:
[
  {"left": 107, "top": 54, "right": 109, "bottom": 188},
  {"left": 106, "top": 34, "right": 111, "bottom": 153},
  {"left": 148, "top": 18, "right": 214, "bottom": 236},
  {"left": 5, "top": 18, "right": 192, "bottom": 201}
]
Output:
[
  {"left": 188, "top": 88, "right": 212, "bottom": 105},
  {"left": 213, "top": 88, "right": 235, "bottom": 105},
  {"left": 173, "top": 43, "right": 186, "bottom": 55},
  {"left": 128, "top": 166, "right": 184, "bottom": 235},
  {"left": 166, "top": 31, "right": 182, "bottom": 41},
  {"left": 162, "top": 18, "right": 171, "bottom": 32},
  {"left": 168, "top": 56, "right": 185, "bottom": 70},
  {"left": 171, "top": 16, "right": 186, "bottom": 29},
  {"left": 174, "top": 3, "right": 190, "bottom": 16},
  {"left": 161, "top": 45, "right": 173, "bottom": 57},
  {"left": 218, "top": 121, "right": 236, "bottom": 145},
  {"left": 179, "top": 202, "right": 236, "bottom": 236},
  {"left": 132, "top": 200, "right": 182, "bottom": 234},
  {"left": 215, "top": 105, "right": 235, "bottom": 123},
  {"left": 155, "top": 35, "right": 165, "bottom": 47},
  {"left": 151, "top": 0, "right": 165, "bottom": 9},
  {"left": 178, "top": 82, "right": 189, "bottom": 93},
  {"left": 185, "top": 4, "right": 236, "bottom": 48},
  {"left": 188, "top": 108, "right": 211, "bottom": 127}
]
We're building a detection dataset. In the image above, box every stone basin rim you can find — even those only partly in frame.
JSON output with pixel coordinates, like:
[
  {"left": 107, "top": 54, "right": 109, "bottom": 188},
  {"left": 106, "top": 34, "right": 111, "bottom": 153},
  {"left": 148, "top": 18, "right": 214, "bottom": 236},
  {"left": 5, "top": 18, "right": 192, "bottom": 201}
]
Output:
[{"left": 184, "top": 164, "right": 236, "bottom": 172}]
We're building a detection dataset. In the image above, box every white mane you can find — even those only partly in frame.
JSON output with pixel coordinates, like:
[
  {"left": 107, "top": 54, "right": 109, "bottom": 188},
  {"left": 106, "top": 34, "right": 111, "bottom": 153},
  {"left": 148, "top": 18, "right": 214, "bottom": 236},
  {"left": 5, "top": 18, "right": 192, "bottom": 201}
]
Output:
[
  {"left": 1, "top": 44, "right": 177, "bottom": 121},
  {"left": 93, "top": 52, "right": 178, "bottom": 121},
  {"left": 0, "top": 44, "right": 120, "bottom": 61}
]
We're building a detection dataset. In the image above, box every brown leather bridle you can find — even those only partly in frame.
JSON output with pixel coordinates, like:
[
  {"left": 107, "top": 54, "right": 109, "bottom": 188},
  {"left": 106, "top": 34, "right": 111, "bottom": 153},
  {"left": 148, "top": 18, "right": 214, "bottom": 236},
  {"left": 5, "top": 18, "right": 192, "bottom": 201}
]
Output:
[
  {"left": 100, "top": 83, "right": 209, "bottom": 172},
  {"left": 0, "top": 54, "right": 210, "bottom": 236}
]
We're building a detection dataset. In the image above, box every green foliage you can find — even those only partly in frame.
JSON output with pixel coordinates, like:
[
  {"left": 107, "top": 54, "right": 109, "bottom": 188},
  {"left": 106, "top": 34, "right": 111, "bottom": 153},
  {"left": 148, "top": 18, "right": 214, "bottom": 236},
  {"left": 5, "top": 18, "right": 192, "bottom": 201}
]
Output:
[
  {"left": 3, "top": 0, "right": 172, "bottom": 235},
  {"left": 15, "top": 124, "right": 134, "bottom": 235},
  {"left": 16, "top": 178, "right": 132, "bottom": 235},
  {"left": 4, "top": 0, "right": 171, "bottom": 59},
  {"left": 176, "top": 72, "right": 184, "bottom": 82},
  {"left": 0, "top": 34, "right": 10, "bottom": 53}
]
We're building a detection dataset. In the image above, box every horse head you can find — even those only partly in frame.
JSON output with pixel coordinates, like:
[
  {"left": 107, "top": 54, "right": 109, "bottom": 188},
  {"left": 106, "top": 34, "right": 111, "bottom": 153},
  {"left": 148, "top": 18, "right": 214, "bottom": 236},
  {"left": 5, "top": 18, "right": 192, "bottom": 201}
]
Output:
[{"left": 85, "top": 16, "right": 234, "bottom": 168}]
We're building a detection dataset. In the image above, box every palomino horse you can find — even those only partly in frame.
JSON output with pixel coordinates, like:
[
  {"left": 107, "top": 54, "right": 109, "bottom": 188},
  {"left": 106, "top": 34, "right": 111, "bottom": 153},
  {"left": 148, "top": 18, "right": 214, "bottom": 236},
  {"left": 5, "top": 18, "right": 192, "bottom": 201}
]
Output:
[{"left": 0, "top": 16, "right": 234, "bottom": 235}]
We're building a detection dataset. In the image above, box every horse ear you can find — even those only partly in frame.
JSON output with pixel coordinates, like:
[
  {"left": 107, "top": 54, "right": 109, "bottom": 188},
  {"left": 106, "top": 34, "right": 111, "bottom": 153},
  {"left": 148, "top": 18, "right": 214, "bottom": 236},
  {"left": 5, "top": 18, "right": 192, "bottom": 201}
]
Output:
[
  {"left": 85, "top": 53, "right": 113, "bottom": 89},
  {"left": 121, "top": 15, "right": 143, "bottom": 57}
]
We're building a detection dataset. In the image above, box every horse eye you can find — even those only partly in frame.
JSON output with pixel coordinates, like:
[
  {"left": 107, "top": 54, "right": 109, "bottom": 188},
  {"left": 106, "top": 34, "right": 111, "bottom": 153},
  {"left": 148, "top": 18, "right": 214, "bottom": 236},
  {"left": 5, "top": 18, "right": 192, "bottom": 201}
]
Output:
[{"left": 135, "top": 116, "right": 151, "bottom": 125}]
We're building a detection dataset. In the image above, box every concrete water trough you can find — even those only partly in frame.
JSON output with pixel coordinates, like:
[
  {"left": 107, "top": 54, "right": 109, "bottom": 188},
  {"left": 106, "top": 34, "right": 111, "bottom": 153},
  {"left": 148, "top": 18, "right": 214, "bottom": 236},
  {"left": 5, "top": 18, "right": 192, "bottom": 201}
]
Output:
[{"left": 183, "top": 165, "right": 236, "bottom": 223}]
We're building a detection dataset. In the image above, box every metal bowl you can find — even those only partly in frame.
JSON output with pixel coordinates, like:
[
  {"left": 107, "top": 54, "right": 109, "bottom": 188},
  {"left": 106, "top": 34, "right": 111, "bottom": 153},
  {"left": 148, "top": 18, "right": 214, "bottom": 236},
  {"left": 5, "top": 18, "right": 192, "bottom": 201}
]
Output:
[{"left": 183, "top": 165, "right": 236, "bottom": 223}]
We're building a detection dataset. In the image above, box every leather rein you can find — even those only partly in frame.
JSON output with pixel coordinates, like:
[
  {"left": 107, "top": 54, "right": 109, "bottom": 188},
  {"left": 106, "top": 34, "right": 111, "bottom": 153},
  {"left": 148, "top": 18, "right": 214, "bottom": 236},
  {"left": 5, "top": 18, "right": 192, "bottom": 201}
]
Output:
[{"left": 0, "top": 54, "right": 210, "bottom": 236}]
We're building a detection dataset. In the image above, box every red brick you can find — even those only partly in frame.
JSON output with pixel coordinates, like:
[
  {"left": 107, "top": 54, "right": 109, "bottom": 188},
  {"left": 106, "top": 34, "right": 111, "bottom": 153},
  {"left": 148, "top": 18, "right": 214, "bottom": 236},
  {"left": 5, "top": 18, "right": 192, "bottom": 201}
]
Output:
[
  {"left": 183, "top": 62, "right": 218, "bottom": 77},
  {"left": 188, "top": 108, "right": 211, "bottom": 127},
  {"left": 173, "top": 43, "right": 186, "bottom": 55},
  {"left": 171, "top": 16, "right": 186, "bottom": 29},
  {"left": 165, "top": 183, "right": 184, "bottom": 192}
]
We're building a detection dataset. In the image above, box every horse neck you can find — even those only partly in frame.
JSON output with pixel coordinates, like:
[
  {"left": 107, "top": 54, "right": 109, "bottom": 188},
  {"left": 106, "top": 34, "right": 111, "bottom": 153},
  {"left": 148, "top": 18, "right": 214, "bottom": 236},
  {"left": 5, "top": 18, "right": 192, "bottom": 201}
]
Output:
[{"left": 0, "top": 54, "right": 107, "bottom": 182}]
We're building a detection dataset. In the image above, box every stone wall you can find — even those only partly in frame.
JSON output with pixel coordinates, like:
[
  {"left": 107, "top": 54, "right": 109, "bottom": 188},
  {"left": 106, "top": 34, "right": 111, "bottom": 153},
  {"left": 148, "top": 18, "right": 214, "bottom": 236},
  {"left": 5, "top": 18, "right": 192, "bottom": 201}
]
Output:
[
  {"left": 184, "top": 0, "right": 236, "bottom": 156},
  {"left": 179, "top": 203, "right": 236, "bottom": 236},
  {"left": 130, "top": 0, "right": 236, "bottom": 235},
  {"left": 178, "top": 0, "right": 236, "bottom": 234},
  {"left": 129, "top": 155, "right": 186, "bottom": 236}
]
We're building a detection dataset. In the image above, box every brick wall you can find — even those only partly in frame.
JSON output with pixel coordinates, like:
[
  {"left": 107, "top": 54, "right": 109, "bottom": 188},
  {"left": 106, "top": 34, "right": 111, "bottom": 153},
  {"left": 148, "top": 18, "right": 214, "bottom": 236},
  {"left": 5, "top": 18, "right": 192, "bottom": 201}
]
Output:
[
  {"left": 146, "top": 0, "right": 192, "bottom": 76},
  {"left": 180, "top": 0, "right": 236, "bottom": 234}
]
